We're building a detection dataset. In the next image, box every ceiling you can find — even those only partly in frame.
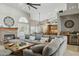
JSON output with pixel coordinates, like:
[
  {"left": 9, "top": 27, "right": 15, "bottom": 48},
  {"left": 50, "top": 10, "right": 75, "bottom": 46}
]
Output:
[
  {"left": 29, "top": 3, "right": 66, "bottom": 21},
  {"left": 2, "top": 3, "right": 67, "bottom": 21},
  {"left": 3, "top": 3, "right": 29, "bottom": 14}
]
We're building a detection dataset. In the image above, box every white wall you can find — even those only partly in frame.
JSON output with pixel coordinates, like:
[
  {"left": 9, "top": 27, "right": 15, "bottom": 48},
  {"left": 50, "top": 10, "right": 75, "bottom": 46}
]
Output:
[
  {"left": 0, "top": 4, "right": 29, "bottom": 33},
  {"left": 0, "top": 4, "right": 29, "bottom": 27}
]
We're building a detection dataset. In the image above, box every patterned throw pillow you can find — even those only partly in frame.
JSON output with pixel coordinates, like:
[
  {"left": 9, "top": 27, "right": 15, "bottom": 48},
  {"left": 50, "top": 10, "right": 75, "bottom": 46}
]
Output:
[{"left": 42, "top": 38, "right": 64, "bottom": 56}]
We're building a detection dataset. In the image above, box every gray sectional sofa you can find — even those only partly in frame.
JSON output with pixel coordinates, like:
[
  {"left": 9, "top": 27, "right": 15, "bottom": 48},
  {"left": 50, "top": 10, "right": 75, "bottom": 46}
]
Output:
[
  {"left": 1, "top": 35, "right": 67, "bottom": 56},
  {"left": 23, "top": 36, "right": 67, "bottom": 56}
]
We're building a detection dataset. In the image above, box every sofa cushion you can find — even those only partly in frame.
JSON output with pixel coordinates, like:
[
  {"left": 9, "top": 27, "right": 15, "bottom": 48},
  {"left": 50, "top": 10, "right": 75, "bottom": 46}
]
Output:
[
  {"left": 25, "top": 34, "right": 30, "bottom": 39},
  {"left": 29, "top": 36, "right": 35, "bottom": 40},
  {"left": 30, "top": 44, "right": 46, "bottom": 54},
  {"left": 35, "top": 34, "right": 42, "bottom": 40},
  {"left": 42, "top": 38, "right": 64, "bottom": 56},
  {"left": 40, "top": 37, "right": 49, "bottom": 43},
  {"left": 18, "top": 32, "right": 25, "bottom": 39},
  {"left": 23, "top": 49, "right": 42, "bottom": 56}
]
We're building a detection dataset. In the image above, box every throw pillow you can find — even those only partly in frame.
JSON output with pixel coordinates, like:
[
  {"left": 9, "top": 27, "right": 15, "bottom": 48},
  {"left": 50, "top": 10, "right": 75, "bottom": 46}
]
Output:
[
  {"left": 29, "top": 36, "right": 35, "bottom": 40},
  {"left": 40, "top": 37, "right": 49, "bottom": 43},
  {"left": 42, "top": 38, "right": 64, "bottom": 56}
]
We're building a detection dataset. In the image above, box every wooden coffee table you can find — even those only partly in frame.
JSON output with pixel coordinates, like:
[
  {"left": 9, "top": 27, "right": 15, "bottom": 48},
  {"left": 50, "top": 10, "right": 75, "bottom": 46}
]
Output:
[{"left": 4, "top": 42, "right": 34, "bottom": 55}]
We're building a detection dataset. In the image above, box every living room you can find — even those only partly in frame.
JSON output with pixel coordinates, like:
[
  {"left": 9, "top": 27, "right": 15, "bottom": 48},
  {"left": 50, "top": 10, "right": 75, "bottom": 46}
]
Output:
[{"left": 0, "top": 3, "right": 79, "bottom": 56}]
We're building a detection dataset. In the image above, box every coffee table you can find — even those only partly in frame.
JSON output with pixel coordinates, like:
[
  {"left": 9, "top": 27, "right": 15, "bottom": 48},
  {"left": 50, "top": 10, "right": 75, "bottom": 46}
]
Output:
[{"left": 4, "top": 42, "right": 34, "bottom": 55}]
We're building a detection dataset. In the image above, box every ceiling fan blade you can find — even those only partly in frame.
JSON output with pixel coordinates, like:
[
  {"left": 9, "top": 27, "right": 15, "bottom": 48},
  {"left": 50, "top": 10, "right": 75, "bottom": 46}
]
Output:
[
  {"left": 27, "top": 3, "right": 40, "bottom": 6},
  {"left": 29, "top": 5, "right": 37, "bottom": 9},
  {"left": 30, "top": 3, "right": 41, "bottom": 6},
  {"left": 27, "top": 3, "right": 31, "bottom": 5},
  {"left": 26, "top": 3, "right": 40, "bottom": 9}
]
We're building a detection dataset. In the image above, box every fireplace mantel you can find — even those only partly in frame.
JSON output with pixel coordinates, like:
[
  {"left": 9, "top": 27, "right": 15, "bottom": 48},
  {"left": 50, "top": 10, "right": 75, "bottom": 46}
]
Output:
[{"left": 0, "top": 27, "right": 18, "bottom": 30}]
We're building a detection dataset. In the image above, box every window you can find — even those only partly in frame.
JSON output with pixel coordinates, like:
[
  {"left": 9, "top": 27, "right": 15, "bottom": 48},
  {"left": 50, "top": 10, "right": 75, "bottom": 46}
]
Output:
[{"left": 18, "top": 17, "right": 29, "bottom": 35}]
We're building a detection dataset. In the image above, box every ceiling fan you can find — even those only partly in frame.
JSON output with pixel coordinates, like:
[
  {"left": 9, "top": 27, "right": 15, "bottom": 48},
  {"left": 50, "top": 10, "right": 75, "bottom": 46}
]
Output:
[{"left": 26, "top": 3, "right": 41, "bottom": 9}]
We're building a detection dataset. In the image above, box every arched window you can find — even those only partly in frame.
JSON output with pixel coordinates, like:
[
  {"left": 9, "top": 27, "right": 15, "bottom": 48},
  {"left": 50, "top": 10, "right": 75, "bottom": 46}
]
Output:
[
  {"left": 18, "top": 17, "right": 29, "bottom": 35},
  {"left": 19, "top": 17, "right": 28, "bottom": 23}
]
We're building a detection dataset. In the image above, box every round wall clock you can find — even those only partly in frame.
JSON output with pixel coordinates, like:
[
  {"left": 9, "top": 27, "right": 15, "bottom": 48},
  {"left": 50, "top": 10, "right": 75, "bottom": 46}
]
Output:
[
  {"left": 4, "top": 16, "right": 15, "bottom": 27},
  {"left": 65, "top": 20, "right": 74, "bottom": 28}
]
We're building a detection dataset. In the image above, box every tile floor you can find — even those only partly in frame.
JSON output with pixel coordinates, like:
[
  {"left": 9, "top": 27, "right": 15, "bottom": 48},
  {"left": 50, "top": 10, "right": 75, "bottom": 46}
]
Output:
[{"left": 64, "top": 45, "right": 79, "bottom": 56}]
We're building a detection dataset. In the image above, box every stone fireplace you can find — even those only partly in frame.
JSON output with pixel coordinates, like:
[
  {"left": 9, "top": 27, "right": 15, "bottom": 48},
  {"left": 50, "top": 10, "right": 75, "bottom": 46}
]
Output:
[{"left": 0, "top": 28, "right": 17, "bottom": 42}]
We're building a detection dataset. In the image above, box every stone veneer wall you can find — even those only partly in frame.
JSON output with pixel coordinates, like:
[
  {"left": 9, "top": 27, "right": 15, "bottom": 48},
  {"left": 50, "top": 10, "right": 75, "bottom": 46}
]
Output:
[{"left": 60, "top": 14, "right": 79, "bottom": 32}]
